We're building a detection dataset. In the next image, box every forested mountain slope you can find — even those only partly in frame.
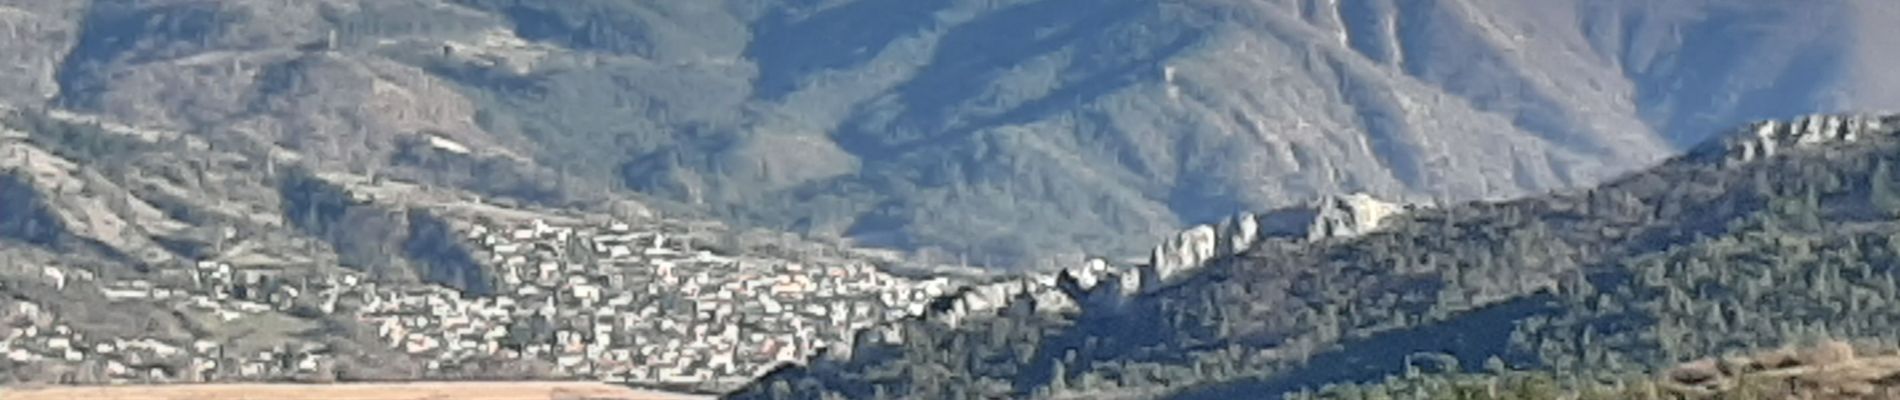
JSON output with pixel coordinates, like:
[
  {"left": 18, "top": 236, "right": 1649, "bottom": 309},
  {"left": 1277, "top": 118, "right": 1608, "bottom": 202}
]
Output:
[
  {"left": 3, "top": 0, "right": 1899, "bottom": 265},
  {"left": 726, "top": 115, "right": 1900, "bottom": 399},
  {"left": 1284, "top": 340, "right": 1900, "bottom": 399}
]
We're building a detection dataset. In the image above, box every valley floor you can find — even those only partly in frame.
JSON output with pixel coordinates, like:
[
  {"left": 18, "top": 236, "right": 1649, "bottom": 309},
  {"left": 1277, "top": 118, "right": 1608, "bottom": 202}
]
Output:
[{"left": 0, "top": 381, "right": 711, "bottom": 400}]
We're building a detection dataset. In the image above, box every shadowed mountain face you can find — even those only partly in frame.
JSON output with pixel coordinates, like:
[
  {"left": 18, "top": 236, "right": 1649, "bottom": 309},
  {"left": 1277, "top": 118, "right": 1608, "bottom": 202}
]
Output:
[{"left": 4, "top": 0, "right": 1898, "bottom": 266}]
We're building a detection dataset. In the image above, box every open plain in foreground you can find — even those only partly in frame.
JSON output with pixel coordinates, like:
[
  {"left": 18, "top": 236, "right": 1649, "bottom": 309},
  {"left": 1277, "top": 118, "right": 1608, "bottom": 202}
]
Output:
[{"left": 0, "top": 381, "right": 711, "bottom": 400}]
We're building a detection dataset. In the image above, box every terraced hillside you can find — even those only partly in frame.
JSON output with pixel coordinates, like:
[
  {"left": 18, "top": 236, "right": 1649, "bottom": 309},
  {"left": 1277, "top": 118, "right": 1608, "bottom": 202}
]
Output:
[{"left": 4, "top": 0, "right": 1899, "bottom": 266}]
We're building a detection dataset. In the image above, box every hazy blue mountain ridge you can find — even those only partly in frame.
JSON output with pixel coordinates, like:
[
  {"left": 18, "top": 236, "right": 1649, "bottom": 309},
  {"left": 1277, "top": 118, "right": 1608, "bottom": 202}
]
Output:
[{"left": 4, "top": 0, "right": 1898, "bottom": 267}]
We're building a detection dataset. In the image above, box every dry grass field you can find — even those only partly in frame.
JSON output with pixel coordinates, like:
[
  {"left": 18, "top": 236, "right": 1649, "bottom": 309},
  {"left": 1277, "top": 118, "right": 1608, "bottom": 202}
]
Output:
[{"left": 0, "top": 381, "right": 713, "bottom": 400}]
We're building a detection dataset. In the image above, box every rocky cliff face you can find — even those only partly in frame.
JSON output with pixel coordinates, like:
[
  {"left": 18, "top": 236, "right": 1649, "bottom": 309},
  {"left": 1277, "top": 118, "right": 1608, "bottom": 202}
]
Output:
[
  {"left": 1144, "top": 224, "right": 1219, "bottom": 286},
  {"left": 906, "top": 192, "right": 1409, "bottom": 333},
  {"left": 1689, "top": 114, "right": 1900, "bottom": 164},
  {"left": 1305, "top": 193, "right": 1410, "bottom": 242},
  {"left": 1139, "top": 193, "right": 1411, "bottom": 290}
]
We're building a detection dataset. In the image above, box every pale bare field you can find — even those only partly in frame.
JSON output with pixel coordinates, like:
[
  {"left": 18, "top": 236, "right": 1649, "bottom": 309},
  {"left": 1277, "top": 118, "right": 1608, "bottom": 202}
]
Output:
[{"left": 0, "top": 381, "right": 714, "bottom": 400}]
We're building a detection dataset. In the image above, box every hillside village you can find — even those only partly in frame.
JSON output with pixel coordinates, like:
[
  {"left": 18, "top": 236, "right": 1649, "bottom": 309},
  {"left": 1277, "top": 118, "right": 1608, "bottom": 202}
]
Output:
[
  {"left": 0, "top": 216, "right": 971, "bottom": 389},
  {"left": 0, "top": 141, "right": 1413, "bottom": 391}
]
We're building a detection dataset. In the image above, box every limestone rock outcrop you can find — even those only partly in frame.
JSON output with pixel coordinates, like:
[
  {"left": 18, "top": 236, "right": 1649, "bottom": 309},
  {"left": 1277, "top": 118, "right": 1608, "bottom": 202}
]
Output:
[
  {"left": 1137, "top": 193, "right": 1410, "bottom": 291},
  {"left": 1117, "top": 265, "right": 1144, "bottom": 297},
  {"left": 1140, "top": 212, "right": 1270, "bottom": 290},
  {"left": 1690, "top": 114, "right": 1900, "bottom": 164},
  {"left": 912, "top": 193, "right": 1411, "bottom": 329},
  {"left": 1216, "top": 212, "right": 1261, "bottom": 256},
  {"left": 1145, "top": 224, "right": 1219, "bottom": 286},
  {"left": 1305, "top": 193, "right": 1408, "bottom": 242},
  {"left": 912, "top": 256, "right": 1133, "bottom": 329},
  {"left": 921, "top": 278, "right": 1015, "bottom": 328},
  {"left": 1071, "top": 257, "right": 1110, "bottom": 291}
]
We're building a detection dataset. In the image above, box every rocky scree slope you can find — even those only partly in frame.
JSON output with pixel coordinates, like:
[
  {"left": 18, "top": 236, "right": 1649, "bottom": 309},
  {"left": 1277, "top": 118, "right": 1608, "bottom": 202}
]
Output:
[
  {"left": 726, "top": 113, "right": 1900, "bottom": 399},
  {"left": 4, "top": 0, "right": 1899, "bottom": 266}
]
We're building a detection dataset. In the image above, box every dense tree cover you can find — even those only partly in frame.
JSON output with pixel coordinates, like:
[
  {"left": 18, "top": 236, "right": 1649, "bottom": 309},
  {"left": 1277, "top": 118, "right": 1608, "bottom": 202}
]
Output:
[
  {"left": 0, "top": 109, "right": 175, "bottom": 262},
  {"left": 276, "top": 166, "right": 494, "bottom": 294},
  {"left": 0, "top": 175, "right": 64, "bottom": 247},
  {"left": 1289, "top": 370, "right": 1628, "bottom": 400},
  {"left": 726, "top": 131, "right": 1900, "bottom": 399},
  {"left": 1280, "top": 368, "right": 1806, "bottom": 400}
]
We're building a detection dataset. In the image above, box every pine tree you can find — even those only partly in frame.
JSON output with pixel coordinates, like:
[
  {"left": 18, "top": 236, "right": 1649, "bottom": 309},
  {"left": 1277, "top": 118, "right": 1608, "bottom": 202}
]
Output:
[{"left": 1873, "top": 159, "right": 1900, "bottom": 217}]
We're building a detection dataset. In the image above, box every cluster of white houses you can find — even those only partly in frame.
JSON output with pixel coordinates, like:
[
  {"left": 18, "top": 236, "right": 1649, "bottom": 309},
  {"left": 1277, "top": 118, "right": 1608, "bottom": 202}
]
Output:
[
  {"left": 341, "top": 218, "right": 965, "bottom": 385},
  {"left": 1, "top": 217, "right": 967, "bottom": 388}
]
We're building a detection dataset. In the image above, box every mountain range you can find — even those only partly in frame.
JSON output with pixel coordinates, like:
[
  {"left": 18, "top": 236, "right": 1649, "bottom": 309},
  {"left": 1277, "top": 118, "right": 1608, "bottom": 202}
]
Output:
[
  {"left": 7, "top": 1, "right": 1900, "bottom": 398},
  {"left": 727, "top": 113, "right": 1900, "bottom": 399},
  {"left": 5, "top": 0, "right": 1899, "bottom": 266}
]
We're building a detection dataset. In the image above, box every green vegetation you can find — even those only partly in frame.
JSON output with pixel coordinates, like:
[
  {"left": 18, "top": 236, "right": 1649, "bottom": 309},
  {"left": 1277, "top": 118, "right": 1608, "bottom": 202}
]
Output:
[
  {"left": 725, "top": 119, "right": 1900, "bottom": 399},
  {"left": 0, "top": 109, "right": 166, "bottom": 255},
  {"left": 1281, "top": 369, "right": 1778, "bottom": 400},
  {"left": 1284, "top": 338, "right": 1894, "bottom": 400},
  {"left": 0, "top": 175, "right": 64, "bottom": 247},
  {"left": 276, "top": 167, "right": 492, "bottom": 294},
  {"left": 33, "top": 0, "right": 1885, "bottom": 272},
  {"left": 1287, "top": 370, "right": 1632, "bottom": 400}
]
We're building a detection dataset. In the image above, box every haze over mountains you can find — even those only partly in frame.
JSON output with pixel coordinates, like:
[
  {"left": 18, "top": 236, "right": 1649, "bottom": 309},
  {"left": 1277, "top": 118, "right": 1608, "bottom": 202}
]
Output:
[
  {"left": 9, "top": 0, "right": 1900, "bottom": 398},
  {"left": 3, "top": 0, "right": 1897, "bottom": 267}
]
